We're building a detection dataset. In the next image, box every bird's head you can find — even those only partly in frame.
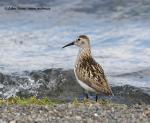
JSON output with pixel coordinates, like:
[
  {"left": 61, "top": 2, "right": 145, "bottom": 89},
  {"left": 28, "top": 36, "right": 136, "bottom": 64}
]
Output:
[{"left": 62, "top": 35, "right": 90, "bottom": 49}]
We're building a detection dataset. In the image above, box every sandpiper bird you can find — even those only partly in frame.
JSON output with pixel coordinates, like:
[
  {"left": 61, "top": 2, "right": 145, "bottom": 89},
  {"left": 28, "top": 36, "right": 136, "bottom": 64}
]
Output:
[{"left": 63, "top": 35, "right": 113, "bottom": 101}]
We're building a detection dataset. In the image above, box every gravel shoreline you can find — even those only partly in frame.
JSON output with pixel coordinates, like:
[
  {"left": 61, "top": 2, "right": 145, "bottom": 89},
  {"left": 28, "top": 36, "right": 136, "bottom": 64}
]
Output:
[{"left": 0, "top": 103, "right": 149, "bottom": 123}]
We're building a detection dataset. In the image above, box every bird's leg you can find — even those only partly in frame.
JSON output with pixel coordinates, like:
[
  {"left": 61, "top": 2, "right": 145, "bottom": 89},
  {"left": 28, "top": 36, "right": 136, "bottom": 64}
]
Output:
[
  {"left": 85, "top": 93, "right": 89, "bottom": 99},
  {"left": 95, "top": 94, "right": 98, "bottom": 102},
  {"left": 83, "top": 91, "right": 89, "bottom": 103},
  {"left": 83, "top": 90, "right": 89, "bottom": 99}
]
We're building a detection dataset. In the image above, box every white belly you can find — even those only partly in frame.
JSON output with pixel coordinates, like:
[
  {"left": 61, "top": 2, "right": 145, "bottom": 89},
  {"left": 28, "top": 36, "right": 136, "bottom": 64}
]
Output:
[
  {"left": 74, "top": 69, "right": 95, "bottom": 92},
  {"left": 77, "top": 79, "right": 95, "bottom": 92}
]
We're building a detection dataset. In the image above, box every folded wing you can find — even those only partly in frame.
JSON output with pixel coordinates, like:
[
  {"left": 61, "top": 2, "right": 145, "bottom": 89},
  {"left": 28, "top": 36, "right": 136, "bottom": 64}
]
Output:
[{"left": 76, "top": 56, "right": 113, "bottom": 95}]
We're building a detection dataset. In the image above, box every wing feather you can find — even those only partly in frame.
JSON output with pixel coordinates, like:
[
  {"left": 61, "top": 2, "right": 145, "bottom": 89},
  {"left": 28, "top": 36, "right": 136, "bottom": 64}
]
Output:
[{"left": 76, "top": 56, "right": 113, "bottom": 95}]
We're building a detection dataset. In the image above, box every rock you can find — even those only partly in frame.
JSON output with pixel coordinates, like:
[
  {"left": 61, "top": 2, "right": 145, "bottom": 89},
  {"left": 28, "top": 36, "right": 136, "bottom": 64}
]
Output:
[
  {"left": 112, "top": 85, "right": 150, "bottom": 104},
  {"left": 0, "top": 73, "right": 4, "bottom": 83},
  {"left": 0, "top": 68, "right": 150, "bottom": 105}
]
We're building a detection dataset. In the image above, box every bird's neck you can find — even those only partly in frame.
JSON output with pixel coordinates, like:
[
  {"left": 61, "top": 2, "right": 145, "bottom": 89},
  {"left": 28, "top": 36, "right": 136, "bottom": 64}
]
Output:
[
  {"left": 75, "top": 47, "right": 91, "bottom": 65},
  {"left": 79, "top": 47, "right": 91, "bottom": 58}
]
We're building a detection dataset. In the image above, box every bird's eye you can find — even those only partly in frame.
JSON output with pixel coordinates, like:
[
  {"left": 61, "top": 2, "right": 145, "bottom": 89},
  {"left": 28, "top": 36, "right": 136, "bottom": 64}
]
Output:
[{"left": 78, "top": 38, "right": 80, "bottom": 41}]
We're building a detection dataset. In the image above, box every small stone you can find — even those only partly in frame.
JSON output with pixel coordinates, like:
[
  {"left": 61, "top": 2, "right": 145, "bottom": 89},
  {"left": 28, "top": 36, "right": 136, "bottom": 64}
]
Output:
[
  {"left": 75, "top": 116, "right": 82, "bottom": 120},
  {"left": 111, "top": 107, "right": 115, "bottom": 112},
  {"left": 94, "top": 113, "right": 98, "bottom": 117},
  {"left": 9, "top": 120, "right": 16, "bottom": 123}
]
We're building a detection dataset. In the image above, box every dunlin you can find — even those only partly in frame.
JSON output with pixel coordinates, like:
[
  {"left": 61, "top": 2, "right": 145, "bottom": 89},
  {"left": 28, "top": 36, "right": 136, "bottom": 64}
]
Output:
[{"left": 63, "top": 35, "right": 113, "bottom": 101}]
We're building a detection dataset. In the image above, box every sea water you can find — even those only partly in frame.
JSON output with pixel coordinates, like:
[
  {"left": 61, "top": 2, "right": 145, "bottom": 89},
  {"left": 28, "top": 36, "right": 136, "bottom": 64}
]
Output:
[{"left": 0, "top": 0, "right": 150, "bottom": 88}]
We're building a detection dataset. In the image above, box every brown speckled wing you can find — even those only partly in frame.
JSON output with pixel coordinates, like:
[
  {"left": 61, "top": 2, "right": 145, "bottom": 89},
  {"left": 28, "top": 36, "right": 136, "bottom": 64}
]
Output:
[{"left": 76, "top": 56, "right": 113, "bottom": 95}]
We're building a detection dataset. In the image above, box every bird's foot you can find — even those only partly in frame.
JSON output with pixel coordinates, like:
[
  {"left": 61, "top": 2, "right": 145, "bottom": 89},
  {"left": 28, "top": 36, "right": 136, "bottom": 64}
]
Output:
[{"left": 95, "top": 94, "right": 98, "bottom": 102}]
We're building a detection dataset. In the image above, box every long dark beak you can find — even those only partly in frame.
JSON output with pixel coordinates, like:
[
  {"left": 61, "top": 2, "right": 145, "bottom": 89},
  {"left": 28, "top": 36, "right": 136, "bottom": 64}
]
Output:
[{"left": 62, "top": 41, "right": 75, "bottom": 48}]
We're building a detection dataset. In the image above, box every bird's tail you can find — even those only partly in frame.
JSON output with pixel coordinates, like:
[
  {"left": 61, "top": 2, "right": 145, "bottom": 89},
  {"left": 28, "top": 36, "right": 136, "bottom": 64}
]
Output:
[
  {"left": 106, "top": 88, "right": 114, "bottom": 96},
  {"left": 104, "top": 83, "right": 114, "bottom": 96}
]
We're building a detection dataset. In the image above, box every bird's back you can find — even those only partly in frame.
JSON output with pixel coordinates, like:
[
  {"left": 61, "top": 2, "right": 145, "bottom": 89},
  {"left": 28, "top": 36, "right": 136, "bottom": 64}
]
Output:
[{"left": 75, "top": 55, "right": 113, "bottom": 95}]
